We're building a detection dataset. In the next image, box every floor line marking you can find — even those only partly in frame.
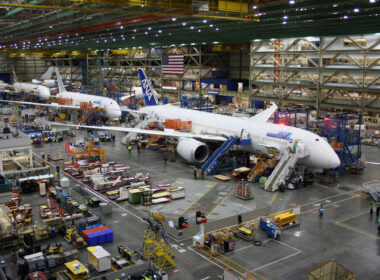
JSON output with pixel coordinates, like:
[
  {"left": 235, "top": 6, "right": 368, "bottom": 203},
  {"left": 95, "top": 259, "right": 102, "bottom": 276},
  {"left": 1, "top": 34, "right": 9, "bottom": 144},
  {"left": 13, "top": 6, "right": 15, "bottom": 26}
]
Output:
[
  {"left": 269, "top": 191, "right": 279, "bottom": 206},
  {"left": 224, "top": 244, "right": 255, "bottom": 255},
  {"left": 335, "top": 222, "right": 380, "bottom": 239},
  {"left": 200, "top": 277, "right": 211, "bottom": 280},
  {"left": 335, "top": 210, "right": 369, "bottom": 224},
  {"left": 249, "top": 251, "right": 302, "bottom": 272},
  {"left": 180, "top": 182, "right": 218, "bottom": 215},
  {"left": 207, "top": 196, "right": 227, "bottom": 218},
  {"left": 273, "top": 240, "right": 302, "bottom": 253}
]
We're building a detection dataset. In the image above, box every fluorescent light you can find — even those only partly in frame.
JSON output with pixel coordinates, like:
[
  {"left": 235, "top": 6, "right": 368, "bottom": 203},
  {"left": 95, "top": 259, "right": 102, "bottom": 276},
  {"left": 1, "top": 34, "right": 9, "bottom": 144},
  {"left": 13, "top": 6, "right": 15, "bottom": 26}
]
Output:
[
  {"left": 343, "top": 15, "right": 348, "bottom": 19},
  {"left": 283, "top": 21, "right": 287, "bottom": 24},
  {"left": 172, "top": 17, "right": 177, "bottom": 21},
  {"left": 190, "top": 26, "right": 194, "bottom": 29},
  {"left": 283, "top": 15, "right": 288, "bottom": 19},
  {"left": 182, "top": 22, "right": 187, "bottom": 26},
  {"left": 289, "top": 0, "right": 295, "bottom": 4},
  {"left": 370, "top": 0, "right": 376, "bottom": 3},
  {"left": 203, "top": 19, "right": 207, "bottom": 23},
  {"left": 354, "top": 8, "right": 359, "bottom": 12}
]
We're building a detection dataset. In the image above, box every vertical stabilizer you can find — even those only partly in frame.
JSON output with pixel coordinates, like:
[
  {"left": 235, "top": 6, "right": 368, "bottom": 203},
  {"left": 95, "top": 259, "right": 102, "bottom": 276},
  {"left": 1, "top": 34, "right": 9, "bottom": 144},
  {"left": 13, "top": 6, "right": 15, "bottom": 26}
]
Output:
[
  {"left": 138, "top": 68, "right": 158, "bottom": 106},
  {"left": 41, "top": 66, "right": 54, "bottom": 80},
  {"left": 55, "top": 67, "right": 66, "bottom": 94},
  {"left": 11, "top": 66, "right": 17, "bottom": 83}
]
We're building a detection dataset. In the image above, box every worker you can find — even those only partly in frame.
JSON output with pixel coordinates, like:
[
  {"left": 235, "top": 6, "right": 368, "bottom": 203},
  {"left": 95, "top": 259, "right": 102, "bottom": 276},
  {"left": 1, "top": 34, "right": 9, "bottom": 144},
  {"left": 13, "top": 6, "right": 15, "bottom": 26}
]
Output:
[
  {"left": 193, "top": 168, "right": 197, "bottom": 180},
  {"left": 377, "top": 203, "right": 380, "bottom": 216},
  {"left": 163, "top": 155, "right": 168, "bottom": 166},
  {"left": 319, "top": 204, "right": 324, "bottom": 219},
  {"left": 128, "top": 145, "right": 132, "bottom": 152},
  {"left": 137, "top": 143, "right": 140, "bottom": 153},
  {"left": 370, "top": 200, "right": 375, "bottom": 215},
  {"left": 202, "top": 170, "right": 204, "bottom": 180}
]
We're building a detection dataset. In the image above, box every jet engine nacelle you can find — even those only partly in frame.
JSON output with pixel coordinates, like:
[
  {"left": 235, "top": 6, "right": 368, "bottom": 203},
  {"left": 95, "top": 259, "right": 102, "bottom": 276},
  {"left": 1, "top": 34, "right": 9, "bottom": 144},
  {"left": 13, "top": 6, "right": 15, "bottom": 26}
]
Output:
[{"left": 177, "top": 138, "right": 209, "bottom": 163}]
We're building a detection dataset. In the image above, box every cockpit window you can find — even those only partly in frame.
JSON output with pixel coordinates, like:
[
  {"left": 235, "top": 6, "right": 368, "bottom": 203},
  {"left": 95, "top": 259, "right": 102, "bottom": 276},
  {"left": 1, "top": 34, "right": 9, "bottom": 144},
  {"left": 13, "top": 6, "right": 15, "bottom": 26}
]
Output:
[{"left": 315, "top": 139, "right": 319, "bottom": 141}]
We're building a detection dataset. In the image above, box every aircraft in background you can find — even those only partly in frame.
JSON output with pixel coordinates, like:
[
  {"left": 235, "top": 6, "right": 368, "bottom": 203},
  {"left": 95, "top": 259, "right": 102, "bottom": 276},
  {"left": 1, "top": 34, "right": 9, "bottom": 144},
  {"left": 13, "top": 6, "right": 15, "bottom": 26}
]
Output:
[
  {"left": 31, "top": 66, "right": 56, "bottom": 88},
  {"left": 0, "top": 67, "right": 122, "bottom": 120},
  {"left": 120, "top": 71, "right": 160, "bottom": 103},
  {"left": 12, "top": 67, "right": 51, "bottom": 99},
  {"left": 51, "top": 68, "right": 340, "bottom": 172}
]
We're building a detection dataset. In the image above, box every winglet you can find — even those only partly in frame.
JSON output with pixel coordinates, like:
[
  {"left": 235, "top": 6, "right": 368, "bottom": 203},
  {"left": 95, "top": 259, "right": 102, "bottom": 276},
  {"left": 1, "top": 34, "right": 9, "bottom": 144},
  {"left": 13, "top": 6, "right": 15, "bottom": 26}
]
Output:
[
  {"left": 41, "top": 66, "right": 54, "bottom": 80},
  {"left": 55, "top": 67, "right": 66, "bottom": 94},
  {"left": 138, "top": 68, "right": 158, "bottom": 106}
]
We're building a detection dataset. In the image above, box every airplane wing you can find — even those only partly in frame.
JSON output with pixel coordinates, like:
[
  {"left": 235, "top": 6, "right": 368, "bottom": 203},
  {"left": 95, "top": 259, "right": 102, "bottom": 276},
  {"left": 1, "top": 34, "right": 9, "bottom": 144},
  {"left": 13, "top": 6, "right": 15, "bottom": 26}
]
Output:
[
  {"left": 0, "top": 100, "right": 79, "bottom": 110},
  {"left": 50, "top": 122, "right": 227, "bottom": 142},
  {"left": 249, "top": 102, "right": 278, "bottom": 122}
]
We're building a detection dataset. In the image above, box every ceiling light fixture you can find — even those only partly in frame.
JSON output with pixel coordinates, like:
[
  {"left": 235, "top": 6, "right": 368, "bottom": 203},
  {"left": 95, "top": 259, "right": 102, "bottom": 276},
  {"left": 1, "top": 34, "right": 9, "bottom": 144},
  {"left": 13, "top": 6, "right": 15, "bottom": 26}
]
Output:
[
  {"left": 289, "top": 0, "right": 295, "bottom": 4},
  {"left": 354, "top": 8, "right": 359, "bottom": 12},
  {"left": 172, "top": 17, "right": 177, "bottom": 21},
  {"left": 182, "top": 22, "right": 187, "bottom": 26}
]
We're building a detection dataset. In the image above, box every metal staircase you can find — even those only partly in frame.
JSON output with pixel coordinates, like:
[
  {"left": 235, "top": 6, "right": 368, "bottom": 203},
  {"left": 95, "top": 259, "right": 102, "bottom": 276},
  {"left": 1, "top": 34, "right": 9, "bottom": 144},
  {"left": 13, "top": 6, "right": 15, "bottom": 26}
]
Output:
[
  {"left": 265, "top": 140, "right": 309, "bottom": 192},
  {"left": 142, "top": 217, "right": 175, "bottom": 270},
  {"left": 202, "top": 136, "right": 235, "bottom": 175}
]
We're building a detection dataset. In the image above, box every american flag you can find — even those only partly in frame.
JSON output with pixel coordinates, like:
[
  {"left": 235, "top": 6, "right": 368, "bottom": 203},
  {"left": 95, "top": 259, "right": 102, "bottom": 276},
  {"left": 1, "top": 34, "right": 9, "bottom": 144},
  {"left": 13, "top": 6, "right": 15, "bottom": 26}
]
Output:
[{"left": 162, "top": 54, "right": 184, "bottom": 75}]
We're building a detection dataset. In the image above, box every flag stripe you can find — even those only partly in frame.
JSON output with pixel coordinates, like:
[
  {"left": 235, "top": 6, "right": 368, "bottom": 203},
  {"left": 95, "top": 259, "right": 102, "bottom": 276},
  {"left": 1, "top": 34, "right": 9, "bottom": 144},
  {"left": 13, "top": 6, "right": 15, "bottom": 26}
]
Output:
[{"left": 162, "top": 54, "right": 184, "bottom": 75}]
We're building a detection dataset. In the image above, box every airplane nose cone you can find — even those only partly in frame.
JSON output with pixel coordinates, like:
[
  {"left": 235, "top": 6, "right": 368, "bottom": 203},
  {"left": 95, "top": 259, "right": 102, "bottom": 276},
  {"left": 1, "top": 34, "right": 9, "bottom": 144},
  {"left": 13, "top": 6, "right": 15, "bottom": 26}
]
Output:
[{"left": 328, "top": 153, "right": 341, "bottom": 169}]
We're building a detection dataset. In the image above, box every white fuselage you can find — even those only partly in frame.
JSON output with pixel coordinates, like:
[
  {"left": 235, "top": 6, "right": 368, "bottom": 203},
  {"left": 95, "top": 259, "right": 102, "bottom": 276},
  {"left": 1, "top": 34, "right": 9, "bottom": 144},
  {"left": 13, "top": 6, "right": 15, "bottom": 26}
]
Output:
[
  {"left": 32, "top": 79, "right": 56, "bottom": 88},
  {"left": 13, "top": 82, "right": 51, "bottom": 99},
  {"left": 140, "top": 104, "right": 340, "bottom": 169},
  {"left": 57, "top": 91, "right": 122, "bottom": 119}
]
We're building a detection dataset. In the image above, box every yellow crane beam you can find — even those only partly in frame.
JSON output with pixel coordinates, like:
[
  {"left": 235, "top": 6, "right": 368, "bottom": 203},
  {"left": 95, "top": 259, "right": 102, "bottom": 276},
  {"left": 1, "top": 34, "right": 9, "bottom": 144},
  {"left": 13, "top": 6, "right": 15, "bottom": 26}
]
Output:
[{"left": 0, "top": 2, "right": 258, "bottom": 21}]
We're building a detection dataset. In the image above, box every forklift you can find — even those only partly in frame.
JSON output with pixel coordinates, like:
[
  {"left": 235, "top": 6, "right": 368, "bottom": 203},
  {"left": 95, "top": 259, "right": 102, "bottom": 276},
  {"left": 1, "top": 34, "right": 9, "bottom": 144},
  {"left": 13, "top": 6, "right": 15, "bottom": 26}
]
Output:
[
  {"left": 43, "top": 241, "right": 63, "bottom": 255},
  {"left": 65, "top": 227, "right": 87, "bottom": 248}
]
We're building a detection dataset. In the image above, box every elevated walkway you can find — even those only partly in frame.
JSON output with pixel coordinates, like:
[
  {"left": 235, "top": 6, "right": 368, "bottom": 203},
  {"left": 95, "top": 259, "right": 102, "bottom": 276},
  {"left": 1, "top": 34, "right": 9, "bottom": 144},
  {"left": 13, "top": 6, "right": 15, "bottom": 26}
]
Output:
[
  {"left": 265, "top": 140, "right": 309, "bottom": 192},
  {"left": 202, "top": 136, "right": 235, "bottom": 175}
]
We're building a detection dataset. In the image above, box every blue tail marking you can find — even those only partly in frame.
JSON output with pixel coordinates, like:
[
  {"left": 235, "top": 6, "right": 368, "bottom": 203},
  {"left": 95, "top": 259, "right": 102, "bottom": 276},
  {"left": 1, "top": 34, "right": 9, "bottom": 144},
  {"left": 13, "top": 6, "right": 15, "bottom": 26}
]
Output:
[{"left": 138, "top": 68, "right": 157, "bottom": 107}]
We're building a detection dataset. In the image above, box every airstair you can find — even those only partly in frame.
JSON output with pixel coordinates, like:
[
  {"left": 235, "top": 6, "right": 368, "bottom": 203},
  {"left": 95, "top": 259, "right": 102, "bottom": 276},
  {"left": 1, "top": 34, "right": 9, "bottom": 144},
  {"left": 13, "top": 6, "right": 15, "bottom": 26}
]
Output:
[
  {"left": 202, "top": 136, "right": 235, "bottom": 175},
  {"left": 265, "top": 140, "right": 309, "bottom": 192}
]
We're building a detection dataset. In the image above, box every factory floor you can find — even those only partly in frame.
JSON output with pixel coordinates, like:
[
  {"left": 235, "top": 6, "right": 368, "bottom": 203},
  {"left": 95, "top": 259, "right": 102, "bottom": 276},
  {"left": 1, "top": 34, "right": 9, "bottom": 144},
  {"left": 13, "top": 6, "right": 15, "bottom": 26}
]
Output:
[{"left": 3, "top": 130, "right": 380, "bottom": 280}]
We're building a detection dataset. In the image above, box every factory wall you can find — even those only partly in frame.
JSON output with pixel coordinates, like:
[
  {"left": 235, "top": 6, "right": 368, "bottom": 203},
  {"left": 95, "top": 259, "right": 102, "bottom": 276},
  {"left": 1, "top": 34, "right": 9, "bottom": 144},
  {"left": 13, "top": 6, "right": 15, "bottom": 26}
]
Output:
[{"left": 228, "top": 48, "right": 250, "bottom": 80}]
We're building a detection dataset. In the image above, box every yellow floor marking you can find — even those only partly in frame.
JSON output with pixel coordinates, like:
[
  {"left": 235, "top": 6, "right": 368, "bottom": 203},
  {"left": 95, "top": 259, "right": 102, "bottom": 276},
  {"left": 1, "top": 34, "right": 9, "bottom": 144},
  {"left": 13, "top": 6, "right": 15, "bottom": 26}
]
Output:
[
  {"left": 269, "top": 191, "right": 279, "bottom": 206},
  {"left": 335, "top": 210, "right": 379, "bottom": 239},
  {"left": 207, "top": 196, "right": 227, "bottom": 218},
  {"left": 180, "top": 182, "right": 218, "bottom": 215}
]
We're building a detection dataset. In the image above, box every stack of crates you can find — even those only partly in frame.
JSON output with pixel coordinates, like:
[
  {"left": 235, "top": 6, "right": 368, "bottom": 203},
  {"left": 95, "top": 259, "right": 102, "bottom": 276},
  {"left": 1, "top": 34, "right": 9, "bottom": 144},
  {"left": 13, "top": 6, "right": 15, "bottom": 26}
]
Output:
[{"left": 82, "top": 226, "right": 113, "bottom": 246}]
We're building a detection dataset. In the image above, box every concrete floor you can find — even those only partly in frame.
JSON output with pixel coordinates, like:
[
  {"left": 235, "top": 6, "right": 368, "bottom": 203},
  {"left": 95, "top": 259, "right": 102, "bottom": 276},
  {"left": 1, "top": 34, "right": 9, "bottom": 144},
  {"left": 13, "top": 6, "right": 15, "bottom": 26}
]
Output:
[{"left": 2, "top": 130, "right": 380, "bottom": 280}]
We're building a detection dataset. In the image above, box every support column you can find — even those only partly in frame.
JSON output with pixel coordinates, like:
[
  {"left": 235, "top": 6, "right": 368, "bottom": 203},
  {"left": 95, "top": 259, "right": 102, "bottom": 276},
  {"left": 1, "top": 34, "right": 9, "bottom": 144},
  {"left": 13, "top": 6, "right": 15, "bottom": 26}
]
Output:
[
  {"left": 29, "top": 148, "right": 33, "bottom": 168},
  {"left": 0, "top": 152, "right": 3, "bottom": 173}
]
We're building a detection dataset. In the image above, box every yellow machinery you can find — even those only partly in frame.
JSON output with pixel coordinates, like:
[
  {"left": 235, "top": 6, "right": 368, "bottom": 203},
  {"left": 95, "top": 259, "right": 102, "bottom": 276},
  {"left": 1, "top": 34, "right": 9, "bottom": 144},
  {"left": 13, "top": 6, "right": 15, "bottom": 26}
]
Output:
[
  {"left": 67, "top": 141, "right": 106, "bottom": 163},
  {"left": 43, "top": 242, "right": 63, "bottom": 255},
  {"left": 65, "top": 228, "right": 87, "bottom": 248},
  {"left": 142, "top": 217, "right": 176, "bottom": 270},
  {"left": 236, "top": 227, "right": 254, "bottom": 241},
  {"left": 274, "top": 212, "right": 297, "bottom": 229},
  {"left": 62, "top": 260, "right": 90, "bottom": 280}
]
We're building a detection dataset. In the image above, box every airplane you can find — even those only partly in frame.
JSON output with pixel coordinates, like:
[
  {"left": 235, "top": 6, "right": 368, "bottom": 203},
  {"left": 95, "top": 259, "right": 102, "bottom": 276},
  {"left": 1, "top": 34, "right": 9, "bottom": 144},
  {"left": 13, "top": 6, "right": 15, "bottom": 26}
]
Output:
[
  {"left": 53, "top": 67, "right": 122, "bottom": 119},
  {"left": 12, "top": 67, "right": 51, "bottom": 99},
  {"left": 31, "top": 66, "right": 56, "bottom": 88},
  {"left": 0, "top": 67, "right": 122, "bottom": 119},
  {"left": 51, "top": 68, "right": 341, "bottom": 170}
]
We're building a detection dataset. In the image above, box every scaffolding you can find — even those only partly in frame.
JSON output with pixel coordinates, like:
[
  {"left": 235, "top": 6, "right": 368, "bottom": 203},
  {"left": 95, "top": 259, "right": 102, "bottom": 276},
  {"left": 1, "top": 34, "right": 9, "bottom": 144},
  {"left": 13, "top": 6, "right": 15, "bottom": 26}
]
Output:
[
  {"left": 142, "top": 224, "right": 176, "bottom": 270},
  {"left": 249, "top": 36, "right": 380, "bottom": 113}
]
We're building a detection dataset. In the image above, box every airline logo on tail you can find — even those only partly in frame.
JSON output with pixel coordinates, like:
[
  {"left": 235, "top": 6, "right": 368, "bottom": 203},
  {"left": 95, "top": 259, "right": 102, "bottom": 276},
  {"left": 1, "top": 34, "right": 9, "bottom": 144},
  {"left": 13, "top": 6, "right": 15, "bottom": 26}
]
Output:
[{"left": 138, "top": 68, "right": 157, "bottom": 106}]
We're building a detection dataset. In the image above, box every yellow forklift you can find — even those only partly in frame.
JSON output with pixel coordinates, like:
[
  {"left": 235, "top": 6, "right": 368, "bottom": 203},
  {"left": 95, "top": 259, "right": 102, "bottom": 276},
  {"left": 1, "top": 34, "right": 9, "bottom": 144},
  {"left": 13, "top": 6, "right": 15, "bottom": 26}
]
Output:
[{"left": 65, "top": 227, "right": 87, "bottom": 248}]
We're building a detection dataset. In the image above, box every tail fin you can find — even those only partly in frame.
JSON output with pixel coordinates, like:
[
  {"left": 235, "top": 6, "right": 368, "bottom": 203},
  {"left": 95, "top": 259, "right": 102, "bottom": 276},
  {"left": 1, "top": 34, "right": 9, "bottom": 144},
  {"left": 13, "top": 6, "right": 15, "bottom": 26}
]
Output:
[
  {"left": 12, "top": 66, "right": 17, "bottom": 83},
  {"left": 41, "top": 66, "right": 54, "bottom": 80},
  {"left": 55, "top": 67, "right": 66, "bottom": 94},
  {"left": 138, "top": 68, "right": 158, "bottom": 106}
]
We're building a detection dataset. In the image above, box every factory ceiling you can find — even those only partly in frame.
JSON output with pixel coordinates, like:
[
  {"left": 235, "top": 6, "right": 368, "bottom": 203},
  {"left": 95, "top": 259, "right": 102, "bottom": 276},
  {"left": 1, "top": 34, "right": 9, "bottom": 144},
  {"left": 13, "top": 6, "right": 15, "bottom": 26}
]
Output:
[{"left": 0, "top": 0, "right": 379, "bottom": 51}]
